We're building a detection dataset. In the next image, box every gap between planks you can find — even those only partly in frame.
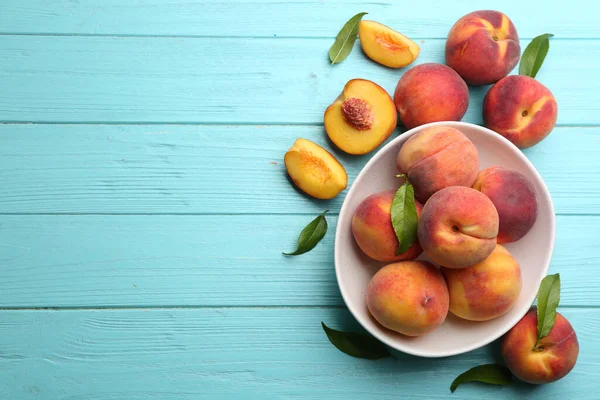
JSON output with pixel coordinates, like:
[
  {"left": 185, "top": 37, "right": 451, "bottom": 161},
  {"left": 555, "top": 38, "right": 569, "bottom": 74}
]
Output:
[
  {"left": 0, "top": 33, "right": 593, "bottom": 40},
  {"left": 0, "top": 304, "right": 593, "bottom": 311},
  {"left": 0, "top": 212, "right": 596, "bottom": 217},
  {"left": 0, "top": 121, "right": 599, "bottom": 128}
]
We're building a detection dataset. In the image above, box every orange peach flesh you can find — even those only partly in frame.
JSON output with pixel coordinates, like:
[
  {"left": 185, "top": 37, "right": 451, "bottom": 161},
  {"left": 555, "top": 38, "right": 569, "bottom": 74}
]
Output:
[
  {"left": 445, "top": 11, "right": 520, "bottom": 85},
  {"left": 284, "top": 138, "right": 347, "bottom": 199},
  {"left": 324, "top": 79, "right": 397, "bottom": 155},
  {"left": 351, "top": 189, "right": 423, "bottom": 262},
  {"left": 359, "top": 20, "right": 420, "bottom": 68},
  {"left": 442, "top": 244, "right": 522, "bottom": 321},
  {"left": 502, "top": 309, "right": 579, "bottom": 384},
  {"left": 366, "top": 261, "right": 449, "bottom": 336}
]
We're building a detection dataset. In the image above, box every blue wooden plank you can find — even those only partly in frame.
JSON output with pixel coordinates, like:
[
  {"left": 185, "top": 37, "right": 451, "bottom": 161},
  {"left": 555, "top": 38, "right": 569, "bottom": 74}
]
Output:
[
  {"left": 0, "top": 36, "right": 593, "bottom": 125},
  {"left": 0, "top": 307, "right": 595, "bottom": 399},
  {"left": 0, "top": 0, "right": 597, "bottom": 38},
  {"left": 0, "top": 214, "right": 594, "bottom": 307},
  {"left": 0, "top": 124, "right": 596, "bottom": 215}
]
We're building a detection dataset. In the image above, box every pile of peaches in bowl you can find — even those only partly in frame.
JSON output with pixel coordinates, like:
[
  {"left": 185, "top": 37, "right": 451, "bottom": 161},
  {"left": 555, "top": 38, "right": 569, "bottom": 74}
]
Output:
[
  {"left": 335, "top": 121, "right": 554, "bottom": 358},
  {"left": 284, "top": 9, "right": 579, "bottom": 381}
]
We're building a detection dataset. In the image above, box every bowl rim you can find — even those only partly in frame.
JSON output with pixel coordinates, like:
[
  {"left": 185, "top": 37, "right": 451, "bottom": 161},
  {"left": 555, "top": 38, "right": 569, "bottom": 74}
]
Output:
[{"left": 334, "top": 121, "right": 556, "bottom": 358}]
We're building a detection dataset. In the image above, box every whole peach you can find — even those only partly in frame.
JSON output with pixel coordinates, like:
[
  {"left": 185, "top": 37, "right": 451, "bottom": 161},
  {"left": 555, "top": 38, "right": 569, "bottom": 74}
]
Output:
[
  {"left": 366, "top": 261, "right": 449, "bottom": 336},
  {"left": 352, "top": 189, "right": 423, "bottom": 262},
  {"left": 483, "top": 75, "right": 558, "bottom": 149},
  {"left": 502, "top": 309, "right": 579, "bottom": 384},
  {"left": 393, "top": 63, "right": 469, "bottom": 129},
  {"left": 442, "top": 245, "right": 521, "bottom": 321},
  {"left": 473, "top": 167, "right": 538, "bottom": 243},
  {"left": 397, "top": 126, "right": 479, "bottom": 202},
  {"left": 445, "top": 10, "right": 520, "bottom": 85},
  {"left": 418, "top": 186, "right": 499, "bottom": 269}
]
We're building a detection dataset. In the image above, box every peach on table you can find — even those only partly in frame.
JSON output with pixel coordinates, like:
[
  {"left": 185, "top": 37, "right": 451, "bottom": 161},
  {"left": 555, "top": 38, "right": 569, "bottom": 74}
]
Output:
[
  {"left": 393, "top": 63, "right": 469, "bottom": 129},
  {"left": 484, "top": 75, "right": 558, "bottom": 149},
  {"left": 445, "top": 10, "right": 521, "bottom": 85},
  {"left": 284, "top": 138, "right": 347, "bottom": 199},
  {"left": 502, "top": 309, "right": 579, "bottom": 384},
  {"left": 358, "top": 20, "right": 420, "bottom": 68}
]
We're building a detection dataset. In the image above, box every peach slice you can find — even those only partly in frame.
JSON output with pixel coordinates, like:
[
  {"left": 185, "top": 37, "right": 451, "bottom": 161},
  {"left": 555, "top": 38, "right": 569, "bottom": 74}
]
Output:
[
  {"left": 284, "top": 138, "right": 348, "bottom": 199},
  {"left": 359, "top": 20, "right": 420, "bottom": 68},
  {"left": 324, "top": 79, "right": 397, "bottom": 155}
]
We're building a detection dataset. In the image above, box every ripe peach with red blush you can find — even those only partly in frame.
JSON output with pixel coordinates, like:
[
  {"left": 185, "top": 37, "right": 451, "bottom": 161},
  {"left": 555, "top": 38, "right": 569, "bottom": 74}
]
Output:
[
  {"left": 484, "top": 75, "right": 558, "bottom": 149},
  {"left": 393, "top": 63, "right": 469, "bottom": 129},
  {"left": 445, "top": 10, "right": 521, "bottom": 85},
  {"left": 418, "top": 186, "right": 499, "bottom": 269},
  {"left": 366, "top": 261, "right": 449, "bottom": 336},
  {"left": 473, "top": 166, "right": 538, "bottom": 243},
  {"left": 397, "top": 126, "right": 479, "bottom": 203},
  {"left": 502, "top": 309, "right": 579, "bottom": 384},
  {"left": 442, "top": 245, "right": 522, "bottom": 321},
  {"left": 352, "top": 189, "right": 423, "bottom": 262}
]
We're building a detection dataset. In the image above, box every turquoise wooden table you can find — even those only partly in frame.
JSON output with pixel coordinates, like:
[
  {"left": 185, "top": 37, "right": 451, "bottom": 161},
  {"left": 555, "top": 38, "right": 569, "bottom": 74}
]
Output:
[{"left": 0, "top": 1, "right": 598, "bottom": 398}]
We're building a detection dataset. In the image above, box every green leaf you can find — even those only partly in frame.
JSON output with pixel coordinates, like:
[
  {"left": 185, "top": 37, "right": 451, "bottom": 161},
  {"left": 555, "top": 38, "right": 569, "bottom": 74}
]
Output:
[
  {"left": 283, "top": 210, "right": 329, "bottom": 256},
  {"left": 391, "top": 179, "right": 418, "bottom": 255},
  {"left": 519, "top": 33, "right": 554, "bottom": 78},
  {"left": 328, "top": 12, "right": 368, "bottom": 64},
  {"left": 450, "top": 364, "right": 513, "bottom": 393},
  {"left": 321, "top": 322, "right": 390, "bottom": 359},
  {"left": 536, "top": 273, "right": 561, "bottom": 346}
]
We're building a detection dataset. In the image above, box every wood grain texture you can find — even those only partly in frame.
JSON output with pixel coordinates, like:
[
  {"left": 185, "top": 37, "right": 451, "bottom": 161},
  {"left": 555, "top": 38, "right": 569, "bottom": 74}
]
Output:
[
  {"left": 0, "top": 36, "right": 593, "bottom": 124},
  {"left": 0, "top": 0, "right": 597, "bottom": 38},
  {"left": 0, "top": 214, "right": 594, "bottom": 308},
  {"left": 1, "top": 1, "right": 598, "bottom": 398},
  {"left": 1, "top": 124, "right": 598, "bottom": 215},
  {"left": 0, "top": 307, "right": 595, "bottom": 399}
]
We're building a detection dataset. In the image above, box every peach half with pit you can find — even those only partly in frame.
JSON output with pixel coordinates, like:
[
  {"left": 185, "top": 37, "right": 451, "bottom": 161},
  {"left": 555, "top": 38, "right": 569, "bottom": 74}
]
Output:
[{"left": 324, "top": 79, "right": 397, "bottom": 155}]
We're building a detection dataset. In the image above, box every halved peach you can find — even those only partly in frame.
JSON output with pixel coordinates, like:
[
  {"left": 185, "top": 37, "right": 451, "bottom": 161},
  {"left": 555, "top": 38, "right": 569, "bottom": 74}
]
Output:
[
  {"left": 359, "top": 21, "right": 420, "bottom": 68},
  {"left": 324, "top": 79, "right": 397, "bottom": 155},
  {"left": 284, "top": 138, "right": 348, "bottom": 199}
]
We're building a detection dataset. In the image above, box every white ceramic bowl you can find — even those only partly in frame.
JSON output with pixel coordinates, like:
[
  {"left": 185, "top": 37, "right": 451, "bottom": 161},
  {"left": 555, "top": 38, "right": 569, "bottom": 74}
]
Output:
[{"left": 334, "top": 121, "right": 555, "bottom": 358}]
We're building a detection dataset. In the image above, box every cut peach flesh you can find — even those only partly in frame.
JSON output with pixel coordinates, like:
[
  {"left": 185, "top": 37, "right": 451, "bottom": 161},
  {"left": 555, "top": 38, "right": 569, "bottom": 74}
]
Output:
[
  {"left": 359, "top": 20, "right": 420, "bottom": 68},
  {"left": 284, "top": 138, "right": 347, "bottom": 199},
  {"left": 324, "top": 79, "right": 397, "bottom": 155}
]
